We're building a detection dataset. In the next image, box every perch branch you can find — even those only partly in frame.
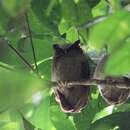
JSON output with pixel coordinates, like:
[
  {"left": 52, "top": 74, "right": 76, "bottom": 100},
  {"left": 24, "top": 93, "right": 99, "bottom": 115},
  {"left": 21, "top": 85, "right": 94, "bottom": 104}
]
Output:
[{"left": 51, "top": 77, "right": 130, "bottom": 89}]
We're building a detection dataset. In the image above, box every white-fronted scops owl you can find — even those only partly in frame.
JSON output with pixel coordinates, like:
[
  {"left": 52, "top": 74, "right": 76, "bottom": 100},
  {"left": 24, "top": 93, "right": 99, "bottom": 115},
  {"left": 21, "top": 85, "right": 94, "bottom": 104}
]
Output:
[{"left": 52, "top": 40, "right": 90, "bottom": 113}]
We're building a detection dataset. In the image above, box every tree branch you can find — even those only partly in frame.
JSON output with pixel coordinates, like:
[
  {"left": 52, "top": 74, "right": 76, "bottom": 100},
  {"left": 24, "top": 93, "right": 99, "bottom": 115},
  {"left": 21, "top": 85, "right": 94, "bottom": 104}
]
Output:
[{"left": 52, "top": 77, "right": 130, "bottom": 89}]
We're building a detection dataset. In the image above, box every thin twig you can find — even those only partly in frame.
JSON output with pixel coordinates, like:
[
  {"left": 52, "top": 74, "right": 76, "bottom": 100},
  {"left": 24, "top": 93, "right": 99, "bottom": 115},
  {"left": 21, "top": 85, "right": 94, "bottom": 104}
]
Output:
[
  {"left": 25, "top": 12, "right": 39, "bottom": 73},
  {"left": 0, "top": 64, "right": 14, "bottom": 71},
  {"left": 76, "top": 16, "right": 107, "bottom": 30},
  {"left": 7, "top": 42, "right": 34, "bottom": 71}
]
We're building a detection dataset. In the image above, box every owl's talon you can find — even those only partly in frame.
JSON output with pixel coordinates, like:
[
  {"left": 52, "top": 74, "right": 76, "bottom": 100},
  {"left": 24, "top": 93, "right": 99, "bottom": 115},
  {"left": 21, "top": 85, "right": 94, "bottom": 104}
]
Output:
[
  {"left": 57, "top": 81, "right": 68, "bottom": 88},
  {"left": 63, "top": 81, "right": 68, "bottom": 87},
  {"left": 57, "top": 81, "right": 62, "bottom": 87}
]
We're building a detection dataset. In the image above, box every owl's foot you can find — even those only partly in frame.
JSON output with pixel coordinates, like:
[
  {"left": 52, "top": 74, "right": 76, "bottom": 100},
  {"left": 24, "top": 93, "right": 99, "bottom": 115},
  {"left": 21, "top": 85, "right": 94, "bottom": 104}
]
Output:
[{"left": 57, "top": 81, "right": 68, "bottom": 88}]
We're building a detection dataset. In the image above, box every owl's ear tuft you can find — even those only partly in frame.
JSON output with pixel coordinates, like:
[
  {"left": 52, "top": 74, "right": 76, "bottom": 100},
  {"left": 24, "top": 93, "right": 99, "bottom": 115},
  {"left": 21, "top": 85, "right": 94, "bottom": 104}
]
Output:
[
  {"left": 53, "top": 44, "right": 60, "bottom": 50},
  {"left": 69, "top": 40, "right": 80, "bottom": 49},
  {"left": 53, "top": 44, "right": 64, "bottom": 53},
  {"left": 73, "top": 39, "right": 80, "bottom": 46}
]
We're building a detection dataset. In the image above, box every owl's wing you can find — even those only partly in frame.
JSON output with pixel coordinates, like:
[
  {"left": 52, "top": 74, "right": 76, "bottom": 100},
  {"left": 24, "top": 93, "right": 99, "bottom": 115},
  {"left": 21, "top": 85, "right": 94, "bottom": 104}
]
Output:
[
  {"left": 94, "top": 55, "right": 130, "bottom": 105},
  {"left": 81, "top": 59, "right": 91, "bottom": 79}
]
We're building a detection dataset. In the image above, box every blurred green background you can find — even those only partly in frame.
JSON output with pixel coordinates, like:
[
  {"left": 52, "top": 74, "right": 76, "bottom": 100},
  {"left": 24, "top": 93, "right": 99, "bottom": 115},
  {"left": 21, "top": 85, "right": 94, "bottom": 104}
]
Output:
[{"left": 0, "top": 0, "right": 130, "bottom": 130}]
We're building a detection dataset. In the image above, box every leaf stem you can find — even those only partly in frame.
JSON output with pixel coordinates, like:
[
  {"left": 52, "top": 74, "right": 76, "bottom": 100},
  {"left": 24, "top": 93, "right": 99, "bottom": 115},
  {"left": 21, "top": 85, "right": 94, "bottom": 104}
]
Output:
[
  {"left": 25, "top": 12, "right": 39, "bottom": 74},
  {"left": 7, "top": 42, "right": 34, "bottom": 71}
]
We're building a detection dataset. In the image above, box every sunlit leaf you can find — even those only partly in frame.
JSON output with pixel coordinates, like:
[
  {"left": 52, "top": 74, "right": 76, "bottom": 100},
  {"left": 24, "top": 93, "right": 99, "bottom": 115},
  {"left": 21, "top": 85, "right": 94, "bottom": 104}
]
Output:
[
  {"left": 0, "top": 5, "right": 10, "bottom": 35},
  {"left": 0, "top": 122, "right": 20, "bottom": 130},
  {"left": 66, "top": 26, "right": 78, "bottom": 42},
  {"left": 92, "top": 0, "right": 107, "bottom": 17},
  {"left": 92, "top": 105, "right": 114, "bottom": 123},
  {"left": 50, "top": 105, "right": 76, "bottom": 130},
  {"left": 31, "top": 0, "right": 59, "bottom": 34},
  {"left": 0, "top": 68, "right": 48, "bottom": 112},
  {"left": 31, "top": 95, "right": 55, "bottom": 130},
  {"left": 73, "top": 89, "right": 106, "bottom": 130},
  {"left": 76, "top": 0, "right": 92, "bottom": 24},
  {"left": 93, "top": 103, "right": 130, "bottom": 124},
  {"left": 108, "top": 0, "right": 121, "bottom": 11},
  {"left": 105, "top": 38, "right": 130, "bottom": 75},
  {"left": 89, "top": 10, "right": 130, "bottom": 53},
  {"left": 1, "top": 0, "right": 31, "bottom": 16},
  {"left": 90, "top": 111, "right": 130, "bottom": 130},
  {"left": 0, "top": 109, "right": 25, "bottom": 130},
  {"left": 22, "top": 115, "right": 35, "bottom": 130},
  {"left": 60, "top": 0, "right": 77, "bottom": 26},
  {"left": 58, "top": 18, "right": 70, "bottom": 34},
  {"left": 87, "top": 0, "right": 101, "bottom": 8}
]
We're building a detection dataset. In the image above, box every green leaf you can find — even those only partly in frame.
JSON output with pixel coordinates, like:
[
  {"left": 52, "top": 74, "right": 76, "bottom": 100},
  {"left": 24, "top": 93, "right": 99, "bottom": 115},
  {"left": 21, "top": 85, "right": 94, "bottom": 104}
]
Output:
[
  {"left": 90, "top": 111, "right": 130, "bottom": 130},
  {"left": 92, "top": 105, "right": 114, "bottom": 123},
  {"left": 59, "top": 0, "right": 92, "bottom": 43},
  {"left": 22, "top": 115, "right": 35, "bottom": 130},
  {"left": 28, "top": 8, "right": 55, "bottom": 33},
  {"left": 0, "top": 109, "right": 25, "bottom": 130},
  {"left": 31, "top": 95, "right": 55, "bottom": 130},
  {"left": 0, "top": 122, "right": 20, "bottom": 130},
  {"left": 92, "top": 0, "right": 107, "bottom": 17},
  {"left": 66, "top": 27, "right": 78, "bottom": 42},
  {"left": 1, "top": 0, "right": 31, "bottom": 16},
  {"left": 60, "top": 0, "right": 77, "bottom": 26},
  {"left": 31, "top": 0, "right": 59, "bottom": 34},
  {"left": 0, "top": 5, "right": 9, "bottom": 35},
  {"left": 108, "top": 0, "right": 121, "bottom": 11},
  {"left": 17, "top": 37, "right": 53, "bottom": 66},
  {"left": 73, "top": 100, "right": 98, "bottom": 130},
  {"left": 105, "top": 38, "right": 130, "bottom": 75},
  {"left": 50, "top": 105, "right": 76, "bottom": 130},
  {"left": 0, "top": 68, "right": 47, "bottom": 112},
  {"left": 58, "top": 18, "right": 70, "bottom": 34},
  {"left": 87, "top": 0, "right": 101, "bottom": 8},
  {"left": 73, "top": 89, "right": 106, "bottom": 130},
  {"left": 89, "top": 10, "right": 130, "bottom": 53},
  {"left": 0, "top": 38, "right": 30, "bottom": 67},
  {"left": 0, "top": 35, "right": 53, "bottom": 76},
  {"left": 76, "top": 0, "right": 92, "bottom": 24},
  {"left": 93, "top": 103, "right": 130, "bottom": 124},
  {"left": 37, "top": 58, "right": 52, "bottom": 80}
]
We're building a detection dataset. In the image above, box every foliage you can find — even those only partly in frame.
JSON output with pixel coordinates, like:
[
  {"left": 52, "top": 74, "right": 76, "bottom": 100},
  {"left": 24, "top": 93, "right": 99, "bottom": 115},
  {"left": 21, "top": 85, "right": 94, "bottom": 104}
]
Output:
[{"left": 0, "top": 0, "right": 130, "bottom": 130}]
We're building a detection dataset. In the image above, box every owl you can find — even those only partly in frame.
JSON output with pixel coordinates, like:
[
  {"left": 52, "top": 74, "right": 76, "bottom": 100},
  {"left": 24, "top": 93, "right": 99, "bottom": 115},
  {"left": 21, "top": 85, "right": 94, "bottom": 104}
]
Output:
[
  {"left": 94, "top": 55, "right": 130, "bottom": 105},
  {"left": 51, "top": 40, "right": 90, "bottom": 113}
]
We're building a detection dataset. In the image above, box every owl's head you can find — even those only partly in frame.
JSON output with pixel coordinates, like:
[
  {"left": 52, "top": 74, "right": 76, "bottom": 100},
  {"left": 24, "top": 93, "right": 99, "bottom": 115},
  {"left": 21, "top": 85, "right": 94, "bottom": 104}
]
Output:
[{"left": 53, "top": 40, "right": 83, "bottom": 58}]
